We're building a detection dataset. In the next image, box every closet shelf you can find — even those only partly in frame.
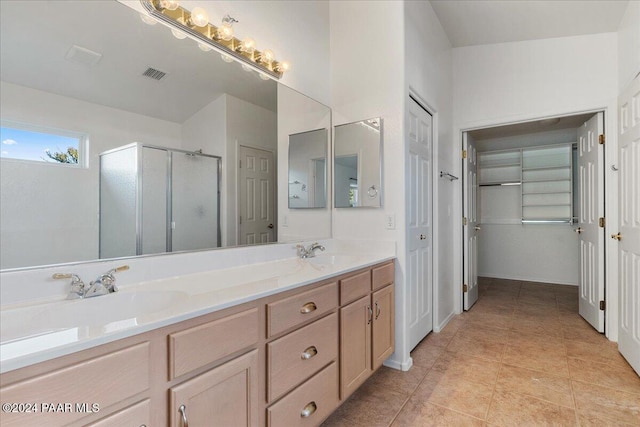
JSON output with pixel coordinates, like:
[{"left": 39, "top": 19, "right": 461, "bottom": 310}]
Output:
[
  {"left": 522, "top": 178, "right": 570, "bottom": 183},
  {"left": 523, "top": 190, "right": 571, "bottom": 195},
  {"left": 522, "top": 202, "right": 571, "bottom": 207},
  {"left": 478, "top": 162, "right": 521, "bottom": 168},
  {"left": 522, "top": 165, "right": 570, "bottom": 171},
  {"left": 479, "top": 181, "right": 521, "bottom": 187}
]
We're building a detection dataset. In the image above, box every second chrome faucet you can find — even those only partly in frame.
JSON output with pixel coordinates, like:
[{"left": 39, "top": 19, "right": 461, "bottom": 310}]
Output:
[{"left": 52, "top": 265, "right": 129, "bottom": 299}]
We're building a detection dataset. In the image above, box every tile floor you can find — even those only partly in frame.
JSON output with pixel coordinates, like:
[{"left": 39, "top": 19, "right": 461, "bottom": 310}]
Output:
[{"left": 322, "top": 278, "right": 640, "bottom": 427}]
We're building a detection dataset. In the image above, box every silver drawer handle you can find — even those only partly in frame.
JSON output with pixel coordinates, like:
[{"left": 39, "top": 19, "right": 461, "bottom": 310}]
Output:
[
  {"left": 300, "top": 302, "right": 317, "bottom": 314},
  {"left": 179, "top": 404, "right": 188, "bottom": 427},
  {"left": 375, "top": 301, "right": 381, "bottom": 320},
  {"left": 300, "top": 401, "right": 317, "bottom": 418},
  {"left": 301, "top": 345, "right": 318, "bottom": 360}
]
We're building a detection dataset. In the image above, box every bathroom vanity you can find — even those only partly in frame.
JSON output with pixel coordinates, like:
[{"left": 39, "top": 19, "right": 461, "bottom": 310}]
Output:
[{"left": 0, "top": 256, "right": 394, "bottom": 427}]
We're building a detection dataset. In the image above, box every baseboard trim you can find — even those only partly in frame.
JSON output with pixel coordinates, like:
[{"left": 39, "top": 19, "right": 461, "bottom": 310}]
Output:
[
  {"left": 384, "top": 355, "right": 413, "bottom": 372},
  {"left": 434, "top": 310, "right": 456, "bottom": 333},
  {"left": 479, "top": 274, "right": 577, "bottom": 286}
]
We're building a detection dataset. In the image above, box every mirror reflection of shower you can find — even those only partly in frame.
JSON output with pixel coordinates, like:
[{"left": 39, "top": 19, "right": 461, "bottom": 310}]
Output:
[{"left": 99, "top": 143, "right": 221, "bottom": 258}]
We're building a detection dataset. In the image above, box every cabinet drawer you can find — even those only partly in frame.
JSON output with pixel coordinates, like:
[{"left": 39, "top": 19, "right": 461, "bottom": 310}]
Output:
[
  {"left": 340, "top": 270, "right": 371, "bottom": 305},
  {"left": 267, "top": 313, "right": 338, "bottom": 401},
  {"left": 267, "top": 362, "right": 339, "bottom": 427},
  {"left": 0, "top": 342, "right": 150, "bottom": 427},
  {"left": 267, "top": 282, "right": 338, "bottom": 337},
  {"left": 169, "top": 308, "right": 258, "bottom": 379},
  {"left": 372, "top": 262, "right": 394, "bottom": 291},
  {"left": 86, "top": 399, "right": 150, "bottom": 427}
]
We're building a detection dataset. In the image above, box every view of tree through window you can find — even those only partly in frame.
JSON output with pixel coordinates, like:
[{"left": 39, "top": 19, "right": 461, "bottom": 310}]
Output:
[{"left": 0, "top": 125, "right": 83, "bottom": 165}]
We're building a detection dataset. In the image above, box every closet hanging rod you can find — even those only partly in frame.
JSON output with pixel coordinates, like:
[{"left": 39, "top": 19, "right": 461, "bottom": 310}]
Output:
[{"left": 439, "top": 171, "right": 459, "bottom": 181}]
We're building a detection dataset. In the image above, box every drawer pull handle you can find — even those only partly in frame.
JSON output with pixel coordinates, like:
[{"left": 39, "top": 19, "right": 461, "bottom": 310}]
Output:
[
  {"left": 367, "top": 305, "right": 373, "bottom": 324},
  {"left": 375, "top": 301, "right": 381, "bottom": 320},
  {"left": 179, "top": 404, "right": 189, "bottom": 427},
  {"left": 300, "top": 401, "right": 317, "bottom": 418},
  {"left": 301, "top": 345, "right": 318, "bottom": 360},
  {"left": 300, "top": 302, "right": 317, "bottom": 314}
]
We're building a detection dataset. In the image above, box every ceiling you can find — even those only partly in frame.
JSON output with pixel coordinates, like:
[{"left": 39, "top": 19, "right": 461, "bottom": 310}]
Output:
[
  {"left": 0, "top": 1, "right": 276, "bottom": 124},
  {"left": 430, "top": 0, "right": 630, "bottom": 48}
]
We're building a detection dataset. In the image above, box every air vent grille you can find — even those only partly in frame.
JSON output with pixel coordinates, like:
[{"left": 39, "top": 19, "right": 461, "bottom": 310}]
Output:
[{"left": 142, "top": 67, "right": 167, "bottom": 81}]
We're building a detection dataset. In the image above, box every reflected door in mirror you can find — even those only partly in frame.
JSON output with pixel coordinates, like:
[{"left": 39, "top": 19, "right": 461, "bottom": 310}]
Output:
[{"left": 238, "top": 146, "right": 276, "bottom": 245}]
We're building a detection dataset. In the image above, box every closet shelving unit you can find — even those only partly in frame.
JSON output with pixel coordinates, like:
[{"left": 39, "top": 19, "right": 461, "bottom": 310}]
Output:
[{"left": 478, "top": 143, "right": 573, "bottom": 224}]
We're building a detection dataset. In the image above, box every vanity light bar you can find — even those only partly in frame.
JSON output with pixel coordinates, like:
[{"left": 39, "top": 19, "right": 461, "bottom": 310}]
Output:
[{"left": 140, "top": 0, "right": 288, "bottom": 79}]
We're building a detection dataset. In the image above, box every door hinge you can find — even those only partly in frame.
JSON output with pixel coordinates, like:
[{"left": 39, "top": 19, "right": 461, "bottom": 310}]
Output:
[
  {"left": 599, "top": 217, "right": 605, "bottom": 228},
  {"left": 463, "top": 284, "right": 468, "bottom": 293},
  {"left": 599, "top": 300, "right": 606, "bottom": 311},
  {"left": 462, "top": 150, "right": 467, "bottom": 159},
  {"left": 599, "top": 134, "right": 605, "bottom": 145},
  {"left": 463, "top": 217, "right": 468, "bottom": 226}
]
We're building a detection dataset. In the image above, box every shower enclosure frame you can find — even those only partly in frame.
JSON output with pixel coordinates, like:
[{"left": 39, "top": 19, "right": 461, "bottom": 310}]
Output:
[{"left": 99, "top": 142, "right": 222, "bottom": 258}]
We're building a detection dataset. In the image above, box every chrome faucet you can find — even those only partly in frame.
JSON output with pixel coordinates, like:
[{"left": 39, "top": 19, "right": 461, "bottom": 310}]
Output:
[
  {"left": 52, "top": 265, "right": 129, "bottom": 299},
  {"left": 296, "top": 242, "right": 326, "bottom": 259}
]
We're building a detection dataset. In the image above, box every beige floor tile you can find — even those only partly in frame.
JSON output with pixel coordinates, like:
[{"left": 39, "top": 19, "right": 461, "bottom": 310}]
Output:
[
  {"left": 410, "top": 340, "right": 446, "bottom": 368},
  {"left": 562, "top": 325, "right": 607, "bottom": 345},
  {"left": 514, "top": 303, "right": 560, "bottom": 318},
  {"left": 572, "top": 380, "right": 640, "bottom": 426},
  {"left": 496, "top": 364, "right": 574, "bottom": 408},
  {"left": 470, "top": 300, "right": 515, "bottom": 317},
  {"left": 419, "top": 328, "right": 457, "bottom": 349},
  {"left": 391, "top": 400, "right": 484, "bottom": 427},
  {"left": 509, "top": 315, "right": 565, "bottom": 338},
  {"left": 325, "top": 384, "right": 408, "bottom": 427},
  {"left": 568, "top": 358, "right": 640, "bottom": 395},
  {"left": 565, "top": 340, "right": 632, "bottom": 368},
  {"left": 465, "top": 311, "right": 513, "bottom": 330},
  {"left": 486, "top": 390, "right": 577, "bottom": 426},
  {"left": 432, "top": 351, "right": 501, "bottom": 386},
  {"left": 456, "top": 324, "right": 511, "bottom": 343},
  {"left": 577, "top": 413, "right": 638, "bottom": 427},
  {"left": 502, "top": 344, "right": 570, "bottom": 377},
  {"left": 412, "top": 371, "right": 494, "bottom": 419},
  {"left": 363, "top": 364, "right": 430, "bottom": 396},
  {"left": 506, "top": 329, "right": 567, "bottom": 350},
  {"left": 447, "top": 334, "right": 506, "bottom": 362}
]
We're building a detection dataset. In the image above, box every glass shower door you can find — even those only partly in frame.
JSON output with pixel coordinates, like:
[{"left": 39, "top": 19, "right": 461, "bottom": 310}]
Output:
[{"left": 171, "top": 152, "right": 220, "bottom": 252}]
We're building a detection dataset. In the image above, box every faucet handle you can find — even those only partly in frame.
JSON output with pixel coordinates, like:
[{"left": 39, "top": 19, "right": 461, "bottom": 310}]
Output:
[
  {"left": 52, "top": 273, "right": 85, "bottom": 299},
  {"left": 108, "top": 265, "right": 130, "bottom": 274}
]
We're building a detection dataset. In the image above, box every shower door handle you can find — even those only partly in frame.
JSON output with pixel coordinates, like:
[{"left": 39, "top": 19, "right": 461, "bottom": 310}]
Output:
[{"left": 268, "top": 224, "right": 274, "bottom": 229}]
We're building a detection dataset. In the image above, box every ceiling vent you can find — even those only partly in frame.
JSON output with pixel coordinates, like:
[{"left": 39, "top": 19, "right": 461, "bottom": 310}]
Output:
[
  {"left": 142, "top": 67, "right": 167, "bottom": 81},
  {"left": 65, "top": 45, "right": 102, "bottom": 66}
]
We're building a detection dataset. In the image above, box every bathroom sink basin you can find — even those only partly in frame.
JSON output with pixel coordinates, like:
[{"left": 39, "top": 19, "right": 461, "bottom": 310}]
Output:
[
  {"left": 306, "top": 254, "right": 364, "bottom": 267},
  {"left": 1, "top": 290, "right": 188, "bottom": 341}
]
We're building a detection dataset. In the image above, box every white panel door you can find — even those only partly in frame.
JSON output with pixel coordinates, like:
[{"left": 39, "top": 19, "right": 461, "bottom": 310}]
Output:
[
  {"left": 238, "top": 146, "right": 275, "bottom": 245},
  {"left": 577, "top": 112, "right": 605, "bottom": 332},
  {"left": 406, "top": 97, "right": 433, "bottom": 350},
  {"left": 463, "top": 133, "right": 479, "bottom": 310},
  {"left": 618, "top": 74, "right": 640, "bottom": 375}
]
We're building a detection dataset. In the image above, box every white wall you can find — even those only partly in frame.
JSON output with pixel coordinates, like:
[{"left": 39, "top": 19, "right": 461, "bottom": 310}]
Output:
[
  {"left": 405, "top": 0, "right": 454, "bottom": 333},
  {"left": 452, "top": 33, "right": 619, "bottom": 338},
  {"left": 617, "top": 0, "right": 640, "bottom": 92},
  {"left": 0, "top": 81, "right": 182, "bottom": 269},
  {"left": 277, "top": 84, "right": 331, "bottom": 242}
]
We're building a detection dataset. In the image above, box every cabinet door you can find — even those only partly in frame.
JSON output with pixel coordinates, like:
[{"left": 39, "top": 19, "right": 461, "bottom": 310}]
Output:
[
  {"left": 372, "top": 285, "right": 394, "bottom": 370},
  {"left": 85, "top": 400, "right": 149, "bottom": 427},
  {"left": 170, "top": 350, "right": 258, "bottom": 427},
  {"left": 340, "top": 295, "right": 372, "bottom": 399}
]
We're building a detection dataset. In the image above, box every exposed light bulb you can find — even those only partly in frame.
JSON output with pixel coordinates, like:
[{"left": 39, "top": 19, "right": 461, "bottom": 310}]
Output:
[
  {"left": 241, "top": 37, "right": 256, "bottom": 54},
  {"left": 189, "top": 7, "right": 209, "bottom": 27},
  {"left": 160, "top": 0, "right": 179, "bottom": 11},
  {"left": 171, "top": 28, "right": 187, "bottom": 39},
  {"left": 259, "top": 73, "right": 270, "bottom": 81},
  {"left": 241, "top": 64, "right": 253, "bottom": 72},
  {"left": 220, "top": 54, "right": 234, "bottom": 63},
  {"left": 217, "top": 22, "right": 234, "bottom": 41},
  {"left": 277, "top": 61, "right": 290, "bottom": 73},
  {"left": 140, "top": 13, "right": 157, "bottom": 25},
  {"left": 198, "top": 43, "right": 212, "bottom": 52},
  {"left": 261, "top": 49, "right": 275, "bottom": 64}
]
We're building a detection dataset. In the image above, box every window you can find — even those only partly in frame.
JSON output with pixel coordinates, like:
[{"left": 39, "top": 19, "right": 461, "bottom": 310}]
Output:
[{"left": 0, "top": 122, "right": 86, "bottom": 166}]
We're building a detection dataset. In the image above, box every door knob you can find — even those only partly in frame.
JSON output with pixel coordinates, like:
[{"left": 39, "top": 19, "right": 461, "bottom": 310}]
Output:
[
  {"left": 611, "top": 232, "right": 622, "bottom": 241},
  {"left": 575, "top": 227, "right": 583, "bottom": 234},
  {"left": 474, "top": 226, "right": 481, "bottom": 231},
  {"left": 268, "top": 223, "right": 274, "bottom": 229}
]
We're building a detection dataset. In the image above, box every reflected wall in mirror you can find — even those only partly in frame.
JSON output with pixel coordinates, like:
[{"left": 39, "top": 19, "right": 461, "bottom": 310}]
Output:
[
  {"left": 288, "top": 129, "right": 328, "bottom": 209},
  {"left": 334, "top": 118, "right": 383, "bottom": 208},
  {"left": 0, "top": 0, "right": 331, "bottom": 270}
]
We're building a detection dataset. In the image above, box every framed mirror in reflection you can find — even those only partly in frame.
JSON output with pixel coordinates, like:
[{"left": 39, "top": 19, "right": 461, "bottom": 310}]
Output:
[
  {"left": 0, "top": 0, "right": 331, "bottom": 270},
  {"left": 288, "top": 129, "right": 328, "bottom": 209},
  {"left": 334, "top": 118, "right": 383, "bottom": 208}
]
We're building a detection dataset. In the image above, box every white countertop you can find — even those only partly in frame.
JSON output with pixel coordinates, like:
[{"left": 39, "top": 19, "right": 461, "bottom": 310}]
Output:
[{"left": 0, "top": 250, "right": 394, "bottom": 374}]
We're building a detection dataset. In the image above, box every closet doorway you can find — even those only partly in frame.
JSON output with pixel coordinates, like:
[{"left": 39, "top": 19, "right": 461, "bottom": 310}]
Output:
[{"left": 462, "top": 111, "right": 606, "bottom": 333}]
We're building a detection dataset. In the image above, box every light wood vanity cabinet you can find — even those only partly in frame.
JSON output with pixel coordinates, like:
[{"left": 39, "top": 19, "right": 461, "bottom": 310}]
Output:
[
  {"left": 340, "top": 261, "right": 395, "bottom": 399},
  {"left": 0, "top": 260, "right": 394, "bottom": 427}
]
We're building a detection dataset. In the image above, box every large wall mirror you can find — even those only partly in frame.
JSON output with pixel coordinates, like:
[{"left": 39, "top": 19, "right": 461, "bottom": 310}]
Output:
[
  {"left": 334, "top": 118, "right": 383, "bottom": 208},
  {"left": 0, "top": 0, "right": 331, "bottom": 270}
]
